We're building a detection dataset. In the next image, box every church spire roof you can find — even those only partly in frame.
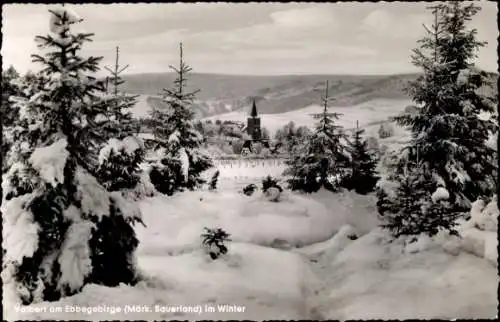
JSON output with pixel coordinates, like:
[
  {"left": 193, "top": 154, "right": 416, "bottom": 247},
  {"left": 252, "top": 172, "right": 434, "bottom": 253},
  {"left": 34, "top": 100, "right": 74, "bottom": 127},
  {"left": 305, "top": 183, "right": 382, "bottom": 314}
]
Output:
[{"left": 251, "top": 99, "right": 258, "bottom": 118}]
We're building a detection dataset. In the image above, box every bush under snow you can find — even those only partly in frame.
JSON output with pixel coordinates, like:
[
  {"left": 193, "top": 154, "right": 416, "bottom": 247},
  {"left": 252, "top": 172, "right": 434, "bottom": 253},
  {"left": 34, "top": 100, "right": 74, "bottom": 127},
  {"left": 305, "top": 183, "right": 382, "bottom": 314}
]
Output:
[
  {"left": 395, "top": 196, "right": 498, "bottom": 267},
  {"left": 98, "top": 137, "right": 142, "bottom": 164}
]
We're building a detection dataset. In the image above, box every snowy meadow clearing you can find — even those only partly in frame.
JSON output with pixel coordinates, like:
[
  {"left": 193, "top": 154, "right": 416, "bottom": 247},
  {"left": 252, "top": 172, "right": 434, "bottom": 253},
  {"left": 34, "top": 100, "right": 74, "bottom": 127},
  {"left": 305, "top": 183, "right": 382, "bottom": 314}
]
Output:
[{"left": 4, "top": 169, "right": 498, "bottom": 320}]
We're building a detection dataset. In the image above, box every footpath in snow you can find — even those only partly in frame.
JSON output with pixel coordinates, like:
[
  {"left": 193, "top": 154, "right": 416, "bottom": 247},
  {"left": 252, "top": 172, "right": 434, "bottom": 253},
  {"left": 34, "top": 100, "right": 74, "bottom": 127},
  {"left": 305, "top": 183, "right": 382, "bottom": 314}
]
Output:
[{"left": 3, "top": 178, "right": 498, "bottom": 320}]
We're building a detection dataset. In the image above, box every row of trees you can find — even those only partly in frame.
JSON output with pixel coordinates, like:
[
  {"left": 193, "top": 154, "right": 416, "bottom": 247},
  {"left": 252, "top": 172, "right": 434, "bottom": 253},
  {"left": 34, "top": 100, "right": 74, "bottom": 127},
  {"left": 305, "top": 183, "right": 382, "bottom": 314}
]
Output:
[
  {"left": 282, "top": 1, "right": 497, "bottom": 240},
  {"left": 274, "top": 122, "right": 312, "bottom": 155},
  {"left": 195, "top": 119, "right": 271, "bottom": 141},
  {"left": 1, "top": 7, "right": 211, "bottom": 305},
  {"left": 283, "top": 80, "right": 379, "bottom": 194}
]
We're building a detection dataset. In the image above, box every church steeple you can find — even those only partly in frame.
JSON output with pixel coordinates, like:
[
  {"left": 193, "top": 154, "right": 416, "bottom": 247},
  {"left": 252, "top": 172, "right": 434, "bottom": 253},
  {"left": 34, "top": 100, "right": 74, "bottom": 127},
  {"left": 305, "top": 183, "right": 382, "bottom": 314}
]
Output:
[
  {"left": 247, "top": 99, "right": 261, "bottom": 141},
  {"left": 251, "top": 99, "right": 258, "bottom": 118}
]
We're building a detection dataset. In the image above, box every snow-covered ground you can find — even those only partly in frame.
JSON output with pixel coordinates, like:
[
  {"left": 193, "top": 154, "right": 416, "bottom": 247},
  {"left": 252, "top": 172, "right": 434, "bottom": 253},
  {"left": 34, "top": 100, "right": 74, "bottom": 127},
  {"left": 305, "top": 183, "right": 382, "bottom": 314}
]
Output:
[
  {"left": 299, "top": 225, "right": 498, "bottom": 320},
  {"left": 3, "top": 174, "right": 498, "bottom": 320}
]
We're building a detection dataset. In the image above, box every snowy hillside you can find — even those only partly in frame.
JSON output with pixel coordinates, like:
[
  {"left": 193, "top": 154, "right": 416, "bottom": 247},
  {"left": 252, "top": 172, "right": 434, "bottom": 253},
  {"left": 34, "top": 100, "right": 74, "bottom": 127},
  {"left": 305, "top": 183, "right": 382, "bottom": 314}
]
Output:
[
  {"left": 121, "top": 72, "right": 497, "bottom": 117},
  {"left": 203, "top": 98, "right": 412, "bottom": 136},
  {"left": 126, "top": 94, "right": 235, "bottom": 119}
]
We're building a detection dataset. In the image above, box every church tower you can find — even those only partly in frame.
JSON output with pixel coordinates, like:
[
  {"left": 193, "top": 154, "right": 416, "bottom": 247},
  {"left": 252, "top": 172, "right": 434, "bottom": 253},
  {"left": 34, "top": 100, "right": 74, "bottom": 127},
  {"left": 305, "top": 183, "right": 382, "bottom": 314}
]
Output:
[{"left": 247, "top": 99, "right": 261, "bottom": 140}]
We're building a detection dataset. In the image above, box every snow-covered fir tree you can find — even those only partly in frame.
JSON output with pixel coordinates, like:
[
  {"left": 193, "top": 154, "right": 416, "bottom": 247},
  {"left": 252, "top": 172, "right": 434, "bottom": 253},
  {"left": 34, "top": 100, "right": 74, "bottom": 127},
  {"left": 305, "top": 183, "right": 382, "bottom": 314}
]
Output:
[
  {"left": 1, "top": 8, "right": 142, "bottom": 305},
  {"left": 284, "top": 81, "right": 349, "bottom": 192},
  {"left": 1, "top": 66, "right": 21, "bottom": 127},
  {"left": 1, "top": 66, "right": 23, "bottom": 174},
  {"left": 379, "top": 167, "right": 459, "bottom": 238},
  {"left": 147, "top": 43, "right": 212, "bottom": 195},
  {"left": 96, "top": 137, "right": 144, "bottom": 193},
  {"left": 377, "top": 2, "right": 498, "bottom": 238},
  {"left": 96, "top": 46, "right": 144, "bottom": 195},
  {"left": 341, "top": 121, "right": 379, "bottom": 194},
  {"left": 3, "top": 72, "right": 51, "bottom": 175}
]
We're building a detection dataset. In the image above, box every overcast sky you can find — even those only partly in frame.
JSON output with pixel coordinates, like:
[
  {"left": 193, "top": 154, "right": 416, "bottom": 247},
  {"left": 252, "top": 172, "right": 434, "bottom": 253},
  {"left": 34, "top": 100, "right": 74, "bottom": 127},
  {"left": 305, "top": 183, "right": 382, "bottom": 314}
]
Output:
[{"left": 2, "top": 1, "right": 497, "bottom": 76}]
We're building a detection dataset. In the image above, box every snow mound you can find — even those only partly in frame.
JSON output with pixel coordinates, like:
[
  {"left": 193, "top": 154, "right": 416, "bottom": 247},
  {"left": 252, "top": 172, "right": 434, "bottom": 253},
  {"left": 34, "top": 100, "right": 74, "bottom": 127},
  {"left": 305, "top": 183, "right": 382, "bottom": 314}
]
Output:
[
  {"left": 6, "top": 244, "right": 313, "bottom": 321},
  {"left": 469, "top": 197, "right": 498, "bottom": 232},
  {"left": 458, "top": 227, "right": 497, "bottom": 267},
  {"left": 296, "top": 224, "right": 357, "bottom": 262},
  {"left": 310, "top": 189, "right": 380, "bottom": 236},
  {"left": 29, "top": 138, "right": 69, "bottom": 187},
  {"left": 135, "top": 189, "right": 338, "bottom": 256},
  {"left": 459, "top": 197, "right": 498, "bottom": 266},
  {"left": 431, "top": 187, "right": 449, "bottom": 202},
  {"left": 483, "top": 232, "right": 498, "bottom": 266},
  {"left": 311, "top": 228, "right": 498, "bottom": 320}
]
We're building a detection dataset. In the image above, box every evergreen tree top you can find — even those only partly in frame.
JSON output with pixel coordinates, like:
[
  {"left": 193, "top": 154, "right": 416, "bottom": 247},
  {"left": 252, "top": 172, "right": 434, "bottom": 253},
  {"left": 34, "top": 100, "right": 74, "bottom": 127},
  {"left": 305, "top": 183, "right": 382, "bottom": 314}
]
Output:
[
  {"left": 101, "top": 45, "right": 139, "bottom": 137},
  {"left": 149, "top": 42, "right": 206, "bottom": 157},
  {"left": 162, "top": 42, "right": 200, "bottom": 101},
  {"left": 310, "top": 80, "right": 346, "bottom": 143},
  {"left": 32, "top": 11, "right": 102, "bottom": 90},
  {"left": 21, "top": 8, "right": 122, "bottom": 170}
]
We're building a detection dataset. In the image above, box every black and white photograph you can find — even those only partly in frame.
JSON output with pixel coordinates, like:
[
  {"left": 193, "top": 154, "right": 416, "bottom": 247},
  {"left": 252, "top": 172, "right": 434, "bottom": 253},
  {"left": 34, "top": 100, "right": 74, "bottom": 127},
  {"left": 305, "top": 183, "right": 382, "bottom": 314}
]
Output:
[{"left": 1, "top": 1, "right": 498, "bottom": 320}]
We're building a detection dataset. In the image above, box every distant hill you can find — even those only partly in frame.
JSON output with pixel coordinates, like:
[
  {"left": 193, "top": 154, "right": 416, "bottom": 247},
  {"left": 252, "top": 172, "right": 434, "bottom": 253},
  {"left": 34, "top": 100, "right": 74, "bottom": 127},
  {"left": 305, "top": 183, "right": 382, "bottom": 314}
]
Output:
[{"left": 121, "top": 72, "right": 498, "bottom": 119}]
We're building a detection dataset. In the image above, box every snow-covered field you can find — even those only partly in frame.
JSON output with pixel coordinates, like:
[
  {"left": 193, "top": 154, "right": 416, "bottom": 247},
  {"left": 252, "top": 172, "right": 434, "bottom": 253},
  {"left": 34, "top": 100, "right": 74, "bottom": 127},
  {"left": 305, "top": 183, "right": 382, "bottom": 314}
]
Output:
[{"left": 4, "top": 171, "right": 498, "bottom": 320}]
